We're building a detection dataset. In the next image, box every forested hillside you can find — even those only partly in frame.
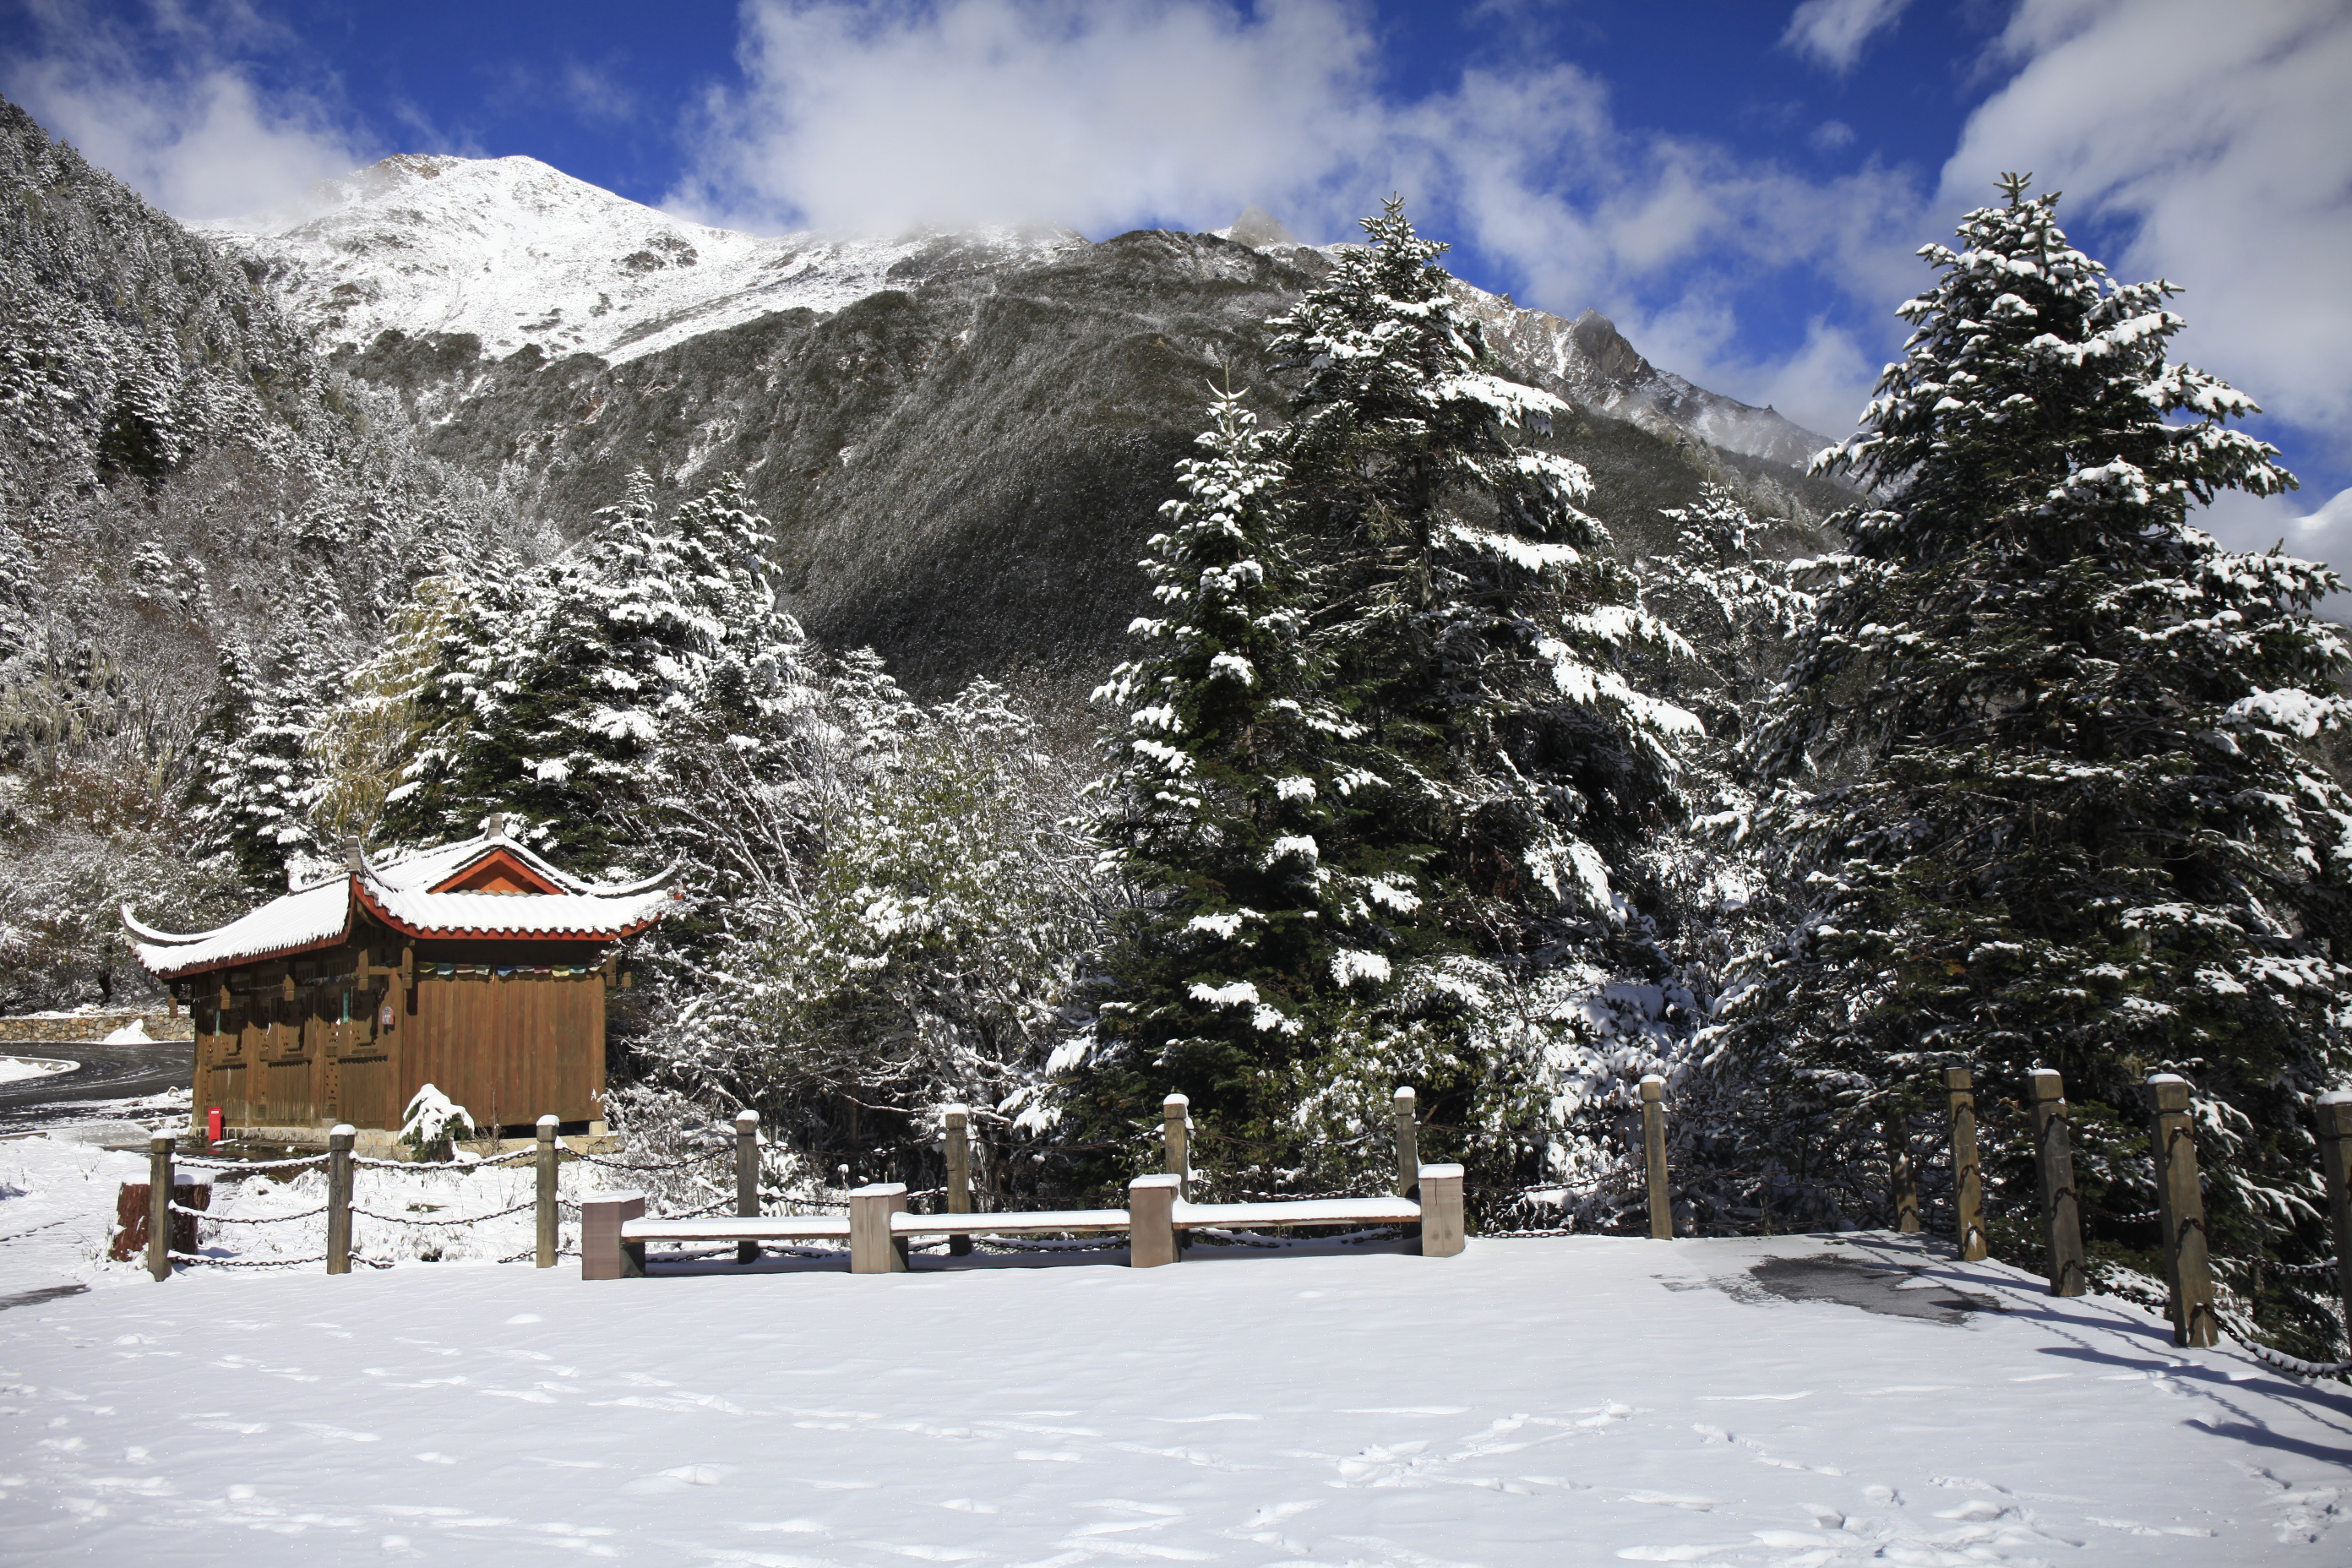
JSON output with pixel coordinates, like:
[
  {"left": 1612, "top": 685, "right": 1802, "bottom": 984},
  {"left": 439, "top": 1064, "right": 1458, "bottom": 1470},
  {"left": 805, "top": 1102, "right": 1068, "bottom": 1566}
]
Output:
[{"left": 0, "top": 101, "right": 542, "bottom": 1008}]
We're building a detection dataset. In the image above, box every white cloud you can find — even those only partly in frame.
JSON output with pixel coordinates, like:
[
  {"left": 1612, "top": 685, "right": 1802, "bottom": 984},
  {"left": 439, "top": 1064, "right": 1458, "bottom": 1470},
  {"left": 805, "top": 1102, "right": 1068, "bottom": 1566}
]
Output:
[
  {"left": 675, "top": 0, "right": 1386, "bottom": 237},
  {"left": 1781, "top": 0, "right": 1913, "bottom": 74},
  {"left": 1, "top": 0, "right": 371, "bottom": 226},
  {"left": 1942, "top": 0, "right": 2352, "bottom": 462}
]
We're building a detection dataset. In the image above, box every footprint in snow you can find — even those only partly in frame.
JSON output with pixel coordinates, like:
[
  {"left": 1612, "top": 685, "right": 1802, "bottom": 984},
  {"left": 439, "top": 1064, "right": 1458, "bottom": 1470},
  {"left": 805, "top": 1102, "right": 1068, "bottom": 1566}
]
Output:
[{"left": 623, "top": 1462, "right": 735, "bottom": 1494}]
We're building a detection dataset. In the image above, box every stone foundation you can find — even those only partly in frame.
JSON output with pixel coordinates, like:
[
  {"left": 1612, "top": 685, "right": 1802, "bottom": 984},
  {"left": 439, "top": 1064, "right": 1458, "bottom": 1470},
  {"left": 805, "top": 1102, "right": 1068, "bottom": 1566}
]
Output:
[{"left": 0, "top": 1013, "right": 194, "bottom": 1043}]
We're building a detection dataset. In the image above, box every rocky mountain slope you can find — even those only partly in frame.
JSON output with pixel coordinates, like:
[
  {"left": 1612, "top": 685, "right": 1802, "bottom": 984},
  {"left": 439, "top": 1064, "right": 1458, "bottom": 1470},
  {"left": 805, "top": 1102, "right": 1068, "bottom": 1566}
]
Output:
[{"left": 236, "top": 154, "right": 1851, "bottom": 693}]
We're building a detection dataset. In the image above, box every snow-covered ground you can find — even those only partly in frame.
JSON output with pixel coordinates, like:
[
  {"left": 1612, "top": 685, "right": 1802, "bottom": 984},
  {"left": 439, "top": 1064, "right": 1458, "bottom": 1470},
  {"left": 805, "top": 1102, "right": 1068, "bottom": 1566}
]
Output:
[
  {"left": 3, "top": 1126, "right": 2346, "bottom": 1565},
  {"left": 0, "top": 1057, "right": 76, "bottom": 1086}
]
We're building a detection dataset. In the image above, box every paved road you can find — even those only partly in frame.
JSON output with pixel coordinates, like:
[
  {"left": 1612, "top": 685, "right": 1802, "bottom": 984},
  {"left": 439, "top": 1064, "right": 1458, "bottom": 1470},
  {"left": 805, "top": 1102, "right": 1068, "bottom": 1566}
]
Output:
[{"left": 0, "top": 1039, "right": 191, "bottom": 1131}]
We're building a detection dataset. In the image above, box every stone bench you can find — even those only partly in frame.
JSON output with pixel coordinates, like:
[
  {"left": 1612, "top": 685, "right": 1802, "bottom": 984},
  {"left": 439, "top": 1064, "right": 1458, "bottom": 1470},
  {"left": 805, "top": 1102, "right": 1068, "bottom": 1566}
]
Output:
[{"left": 580, "top": 1163, "right": 1466, "bottom": 1279}]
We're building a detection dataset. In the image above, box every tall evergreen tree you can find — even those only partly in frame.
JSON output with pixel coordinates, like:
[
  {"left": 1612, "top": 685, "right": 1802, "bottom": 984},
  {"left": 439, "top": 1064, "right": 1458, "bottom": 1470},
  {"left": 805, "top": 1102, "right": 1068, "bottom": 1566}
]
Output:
[
  {"left": 1084, "top": 384, "right": 1390, "bottom": 1140},
  {"left": 1079, "top": 204, "right": 1700, "bottom": 1192},
  {"left": 1734, "top": 177, "right": 2352, "bottom": 1345},
  {"left": 1273, "top": 200, "right": 1696, "bottom": 963}
]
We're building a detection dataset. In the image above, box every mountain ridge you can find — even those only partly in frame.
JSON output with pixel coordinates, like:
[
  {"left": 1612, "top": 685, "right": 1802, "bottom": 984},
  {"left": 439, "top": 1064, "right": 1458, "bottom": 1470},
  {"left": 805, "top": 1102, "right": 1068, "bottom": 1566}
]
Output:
[{"left": 219, "top": 152, "right": 1832, "bottom": 471}]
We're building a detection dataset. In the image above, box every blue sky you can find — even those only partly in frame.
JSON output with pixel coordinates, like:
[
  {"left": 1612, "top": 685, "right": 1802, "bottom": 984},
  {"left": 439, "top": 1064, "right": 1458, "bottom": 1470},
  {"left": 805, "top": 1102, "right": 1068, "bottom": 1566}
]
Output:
[{"left": 6, "top": 0, "right": 2349, "bottom": 561}]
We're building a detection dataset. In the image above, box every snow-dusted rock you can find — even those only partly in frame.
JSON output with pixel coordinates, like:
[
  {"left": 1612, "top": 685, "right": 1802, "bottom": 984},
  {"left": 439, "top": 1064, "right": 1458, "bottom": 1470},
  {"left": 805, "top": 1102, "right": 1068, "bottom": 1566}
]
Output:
[{"left": 210, "top": 154, "right": 1085, "bottom": 365}]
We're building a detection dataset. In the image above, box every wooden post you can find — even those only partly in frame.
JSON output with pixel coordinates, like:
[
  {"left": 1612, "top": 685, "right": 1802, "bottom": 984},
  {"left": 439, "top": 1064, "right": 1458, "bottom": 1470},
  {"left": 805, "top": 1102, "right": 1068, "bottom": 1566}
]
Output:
[
  {"left": 1393, "top": 1086, "right": 1422, "bottom": 1244},
  {"left": 2320, "top": 1091, "right": 2352, "bottom": 1350},
  {"left": 2028, "top": 1070, "right": 2087, "bottom": 1297},
  {"left": 1639, "top": 1074, "right": 1671, "bottom": 1239},
  {"left": 1943, "top": 1068, "right": 1988, "bottom": 1261},
  {"left": 1417, "top": 1163, "right": 1465, "bottom": 1257},
  {"left": 325, "top": 1124, "right": 355, "bottom": 1276},
  {"left": 2145, "top": 1073, "right": 2219, "bottom": 1348},
  {"left": 1128, "top": 1173, "right": 1179, "bottom": 1267},
  {"left": 1392, "top": 1086, "right": 1419, "bottom": 1196},
  {"left": 1162, "top": 1094, "right": 1189, "bottom": 1195},
  {"left": 580, "top": 1191, "right": 645, "bottom": 1280},
  {"left": 735, "top": 1109, "right": 761, "bottom": 1266},
  {"left": 536, "top": 1114, "right": 560, "bottom": 1269},
  {"left": 146, "top": 1134, "right": 173, "bottom": 1282},
  {"left": 1887, "top": 1112, "right": 1921, "bottom": 1233},
  {"left": 944, "top": 1104, "right": 972, "bottom": 1258},
  {"left": 2314, "top": 1091, "right": 2352, "bottom": 1353},
  {"left": 849, "top": 1182, "right": 910, "bottom": 1274}
]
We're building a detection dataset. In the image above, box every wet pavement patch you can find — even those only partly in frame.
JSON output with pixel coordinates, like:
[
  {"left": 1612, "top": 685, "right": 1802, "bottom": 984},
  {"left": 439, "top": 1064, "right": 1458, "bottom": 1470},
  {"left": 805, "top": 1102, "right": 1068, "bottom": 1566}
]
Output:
[
  {"left": 1660, "top": 1251, "right": 2004, "bottom": 1325},
  {"left": 1747, "top": 1255, "right": 2001, "bottom": 1324}
]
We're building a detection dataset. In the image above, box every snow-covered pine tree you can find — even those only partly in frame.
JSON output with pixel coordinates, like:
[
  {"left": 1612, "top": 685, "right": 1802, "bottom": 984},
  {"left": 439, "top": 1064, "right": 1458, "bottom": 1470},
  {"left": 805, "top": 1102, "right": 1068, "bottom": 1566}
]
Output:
[
  {"left": 1263, "top": 200, "right": 1700, "bottom": 1183},
  {"left": 186, "top": 635, "right": 340, "bottom": 890},
  {"left": 383, "top": 471, "right": 803, "bottom": 869},
  {"left": 1078, "top": 383, "right": 1398, "bottom": 1157},
  {"left": 1737, "top": 177, "right": 2352, "bottom": 1348}
]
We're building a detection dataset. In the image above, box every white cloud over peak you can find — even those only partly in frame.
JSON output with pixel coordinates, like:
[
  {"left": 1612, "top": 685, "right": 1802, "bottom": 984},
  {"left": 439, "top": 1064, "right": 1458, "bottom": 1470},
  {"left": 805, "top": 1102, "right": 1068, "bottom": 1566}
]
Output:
[
  {"left": 676, "top": 0, "right": 1386, "bottom": 237},
  {"left": 1781, "top": 0, "right": 1913, "bottom": 74},
  {"left": 1943, "top": 0, "right": 2352, "bottom": 462},
  {"left": 1, "top": 0, "right": 370, "bottom": 226}
]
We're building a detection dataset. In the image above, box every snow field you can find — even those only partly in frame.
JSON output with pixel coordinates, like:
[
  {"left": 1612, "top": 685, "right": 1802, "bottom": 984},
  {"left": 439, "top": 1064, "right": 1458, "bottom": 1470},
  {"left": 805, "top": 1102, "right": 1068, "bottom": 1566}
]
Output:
[{"left": 3, "top": 1216, "right": 2346, "bottom": 1565}]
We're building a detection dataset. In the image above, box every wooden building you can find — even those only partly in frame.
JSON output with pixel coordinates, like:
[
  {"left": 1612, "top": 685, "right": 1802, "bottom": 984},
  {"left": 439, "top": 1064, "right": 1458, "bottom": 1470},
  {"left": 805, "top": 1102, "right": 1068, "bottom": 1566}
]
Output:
[{"left": 124, "top": 819, "right": 675, "bottom": 1138}]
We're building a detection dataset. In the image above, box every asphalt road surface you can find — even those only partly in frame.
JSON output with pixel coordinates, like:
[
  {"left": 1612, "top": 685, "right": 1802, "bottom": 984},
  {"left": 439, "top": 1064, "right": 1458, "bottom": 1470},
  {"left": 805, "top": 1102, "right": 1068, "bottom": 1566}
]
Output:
[{"left": 0, "top": 1039, "right": 191, "bottom": 1132}]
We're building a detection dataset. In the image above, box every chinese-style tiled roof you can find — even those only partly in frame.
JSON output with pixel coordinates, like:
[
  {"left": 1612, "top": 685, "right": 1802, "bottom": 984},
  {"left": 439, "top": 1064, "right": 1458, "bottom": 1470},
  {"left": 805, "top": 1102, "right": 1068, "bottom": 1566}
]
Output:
[{"left": 123, "top": 823, "right": 677, "bottom": 980}]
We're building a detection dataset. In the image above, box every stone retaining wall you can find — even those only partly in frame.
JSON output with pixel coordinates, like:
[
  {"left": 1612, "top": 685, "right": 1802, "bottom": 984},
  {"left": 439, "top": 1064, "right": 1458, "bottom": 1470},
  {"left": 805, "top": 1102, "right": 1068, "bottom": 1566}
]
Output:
[{"left": 0, "top": 1013, "right": 194, "bottom": 1043}]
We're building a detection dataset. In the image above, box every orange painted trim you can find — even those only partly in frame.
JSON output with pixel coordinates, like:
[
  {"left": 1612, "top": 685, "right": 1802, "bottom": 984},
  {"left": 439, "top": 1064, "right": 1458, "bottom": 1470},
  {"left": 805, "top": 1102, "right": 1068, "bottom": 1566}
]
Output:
[{"left": 426, "top": 845, "right": 567, "bottom": 896}]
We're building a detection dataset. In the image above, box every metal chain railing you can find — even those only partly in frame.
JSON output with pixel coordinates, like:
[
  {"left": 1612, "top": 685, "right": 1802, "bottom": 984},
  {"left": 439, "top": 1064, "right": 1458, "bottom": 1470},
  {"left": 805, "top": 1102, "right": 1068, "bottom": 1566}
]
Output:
[
  {"left": 2092, "top": 1261, "right": 2352, "bottom": 1380},
  {"left": 350, "top": 1197, "right": 538, "bottom": 1228}
]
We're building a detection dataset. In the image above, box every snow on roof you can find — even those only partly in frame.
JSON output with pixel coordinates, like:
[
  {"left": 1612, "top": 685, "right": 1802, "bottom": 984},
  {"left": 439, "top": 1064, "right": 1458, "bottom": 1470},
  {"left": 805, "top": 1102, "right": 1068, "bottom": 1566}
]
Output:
[
  {"left": 123, "top": 826, "right": 675, "bottom": 980},
  {"left": 124, "top": 879, "right": 354, "bottom": 980},
  {"left": 355, "top": 884, "right": 672, "bottom": 943}
]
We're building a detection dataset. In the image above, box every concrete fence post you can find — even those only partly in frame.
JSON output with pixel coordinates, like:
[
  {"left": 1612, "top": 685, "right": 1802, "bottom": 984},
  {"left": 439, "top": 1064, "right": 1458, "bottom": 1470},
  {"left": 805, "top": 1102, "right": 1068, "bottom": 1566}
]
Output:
[
  {"left": 535, "top": 1114, "right": 560, "bottom": 1269},
  {"left": 1639, "top": 1075, "right": 1672, "bottom": 1239},
  {"left": 1417, "top": 1163, "right": 1465, "bottom": 1257},
  {"left": 1128, "top": 1173, "right": 1179, "bottom": 1268},
  {"left": 1943, "top": 1068, "right": 1988, "bottom": 1261},
  {"left": 2029, "top": 1070, "right": 2087, "bottom": 1297},
  {"left": 1886, "top": 1112, "right": 1921, "bottom": 1233},
  {"left": 580, "top": 1191, "right": 646, "bottom": 1280},
  {"left": 2146, "top": 1074, "right": 2219, "bottom": 1348},
  {"left": 1162, "top": 1094, "right": 1190, "bottom": 1195},
  {"left": 325, "top": 1124, "right": 355, "bottom": 1276},
  {"left": 735, "top": 1109, "right": 761, "bottom": 1266},
  {"left": 2320, "top": 1091, "right": 2352, "bottom": 1349},
  {"left": 944, "top": 1104, "right": 973, "bottom": 1258},
  {"left": 146, "top": 1134, "right": 174, "bottom": 1282},
  {"left": 850, "top": 1182, "right": 910, "bottom": 1274}
]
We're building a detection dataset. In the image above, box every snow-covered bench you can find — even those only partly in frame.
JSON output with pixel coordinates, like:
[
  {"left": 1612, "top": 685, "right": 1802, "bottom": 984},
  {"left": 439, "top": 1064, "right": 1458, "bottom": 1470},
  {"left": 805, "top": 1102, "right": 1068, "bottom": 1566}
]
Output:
[{"left": 580, "top": 1164, "right": 1465, "bottom": 1279}]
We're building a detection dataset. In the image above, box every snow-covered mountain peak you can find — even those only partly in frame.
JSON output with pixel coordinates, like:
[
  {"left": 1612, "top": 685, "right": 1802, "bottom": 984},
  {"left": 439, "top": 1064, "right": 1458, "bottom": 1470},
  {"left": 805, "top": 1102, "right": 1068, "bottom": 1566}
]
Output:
[{"left": 214, "top": 153, "right": 1087, "bottom": 366}]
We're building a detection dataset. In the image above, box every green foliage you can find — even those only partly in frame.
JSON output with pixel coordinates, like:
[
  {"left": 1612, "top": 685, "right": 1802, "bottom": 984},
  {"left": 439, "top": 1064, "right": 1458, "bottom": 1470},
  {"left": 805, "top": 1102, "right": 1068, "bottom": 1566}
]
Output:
[{"left": 1729, "top": 177, "right": 2352, "bottom": 1350}]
